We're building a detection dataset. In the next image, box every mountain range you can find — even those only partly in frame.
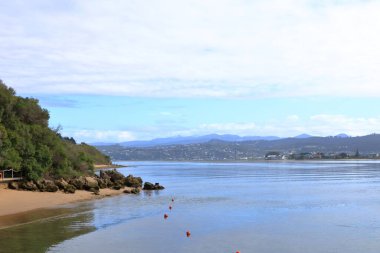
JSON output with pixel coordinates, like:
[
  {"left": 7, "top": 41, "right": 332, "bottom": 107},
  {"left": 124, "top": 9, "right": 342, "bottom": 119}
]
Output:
[
  {"left": 93, "top": 133, "right": 350, "bottom": 147},
  {"left": 94, "top": 133, "right": 374, "bottom": 161}
]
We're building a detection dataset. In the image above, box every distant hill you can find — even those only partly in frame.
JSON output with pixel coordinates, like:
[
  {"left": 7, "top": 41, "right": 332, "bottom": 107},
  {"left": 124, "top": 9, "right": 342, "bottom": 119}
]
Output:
[
  {"left": 0, "top": 81, "right": 110, "bottom": 180},
  {"left": 95, "top": 134, "right": 281, "bottom": 147},
  {"left": 294, "top": 133, "right": 315, "bottom": 139},
  {"left": 97, "top": 134, "right": 380, "bottom": 161},
  {"left": 107, "top": 134, "right": 281, "bottom": 147}
]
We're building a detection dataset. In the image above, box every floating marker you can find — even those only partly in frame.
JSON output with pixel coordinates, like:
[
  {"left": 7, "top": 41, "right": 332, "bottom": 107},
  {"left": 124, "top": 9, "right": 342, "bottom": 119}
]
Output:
[
  {"left": 236, "top": 251, "right": 240, "bottom": 253},
  {"left": 164, "top": 214, "right": 168, "bottom": 219},
  {"left": 169, "top": 205, "right": 172, "bottom": 210},
  {"left": 186, "top": 231, "right": 191, "bottom": 238}
]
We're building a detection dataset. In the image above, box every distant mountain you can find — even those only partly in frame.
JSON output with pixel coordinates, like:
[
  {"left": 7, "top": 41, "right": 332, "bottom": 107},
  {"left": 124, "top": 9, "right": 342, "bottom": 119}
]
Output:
[
  {"left": 91, "top": 142, "right": 116, "bottom": 146},
  {"left": 294, "top": 134, "right": 315, "bottom": 139},
  {"left": 117, "top": 134, "right": 281, "bottom": 147},
  {"left": 97, "top": 133, "right": 380, "bottom": 161},
  {"left": 335, "top": 133, "right": 350, "bottom": 138}
]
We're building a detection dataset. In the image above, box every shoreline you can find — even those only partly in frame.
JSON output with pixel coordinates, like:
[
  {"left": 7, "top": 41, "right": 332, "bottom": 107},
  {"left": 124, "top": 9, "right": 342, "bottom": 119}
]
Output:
[
  {"left": 94, "top": 164, "right": 125, "bottom": 170},
  {"left": 0, "top": 187, "right": 128, "bottom": 228}
]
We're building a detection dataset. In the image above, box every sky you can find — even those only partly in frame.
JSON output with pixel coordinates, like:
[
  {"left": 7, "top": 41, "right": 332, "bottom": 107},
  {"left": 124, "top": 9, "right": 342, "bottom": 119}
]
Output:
[{"left": 1, "top": 0, "right": 380, "bottom": 143}]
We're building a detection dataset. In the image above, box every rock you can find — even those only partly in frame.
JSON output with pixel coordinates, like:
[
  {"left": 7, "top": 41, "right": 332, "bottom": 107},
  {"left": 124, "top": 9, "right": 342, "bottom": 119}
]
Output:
[
  {"left": 84, "top": 177, "right": 99, "bottom": 190},
  {"left": 64, "top": 184, "right": 76, "bottom": 194},
  {"left": 131, "top": 188, "right": 140, "bottom": 194},
  {"left": 55, "top": 178, "right": 69, "bottom": 190},
  {"left": 125, "top": 175, "right": 143, "bottom": 188},
  {"left": 69, "top": 177, "right": 85, "bottom": 190},
  {"left": 44, "top": 180, "right": 59, "bottom": 192},
  {"left": 88, "top": 187, "right": 100, "bottom": 195},
  {"left": 99, "top": 170, "right": 111, "bottom": 180},
  {"left": 96, "top": 178, "right": 107, "bottom": 189},
  {"left": 113, "top": 185, "right": 121, "bottom": 190},
  {"left": 105, "top": 179, "right": 114, "bottom": 188},
  {"left": 123, "top": 189, "right": 132, "bottom": 194},
  {"left": 102, "top": 169, "right": 124, "bottom": 183},
  {"left": 143, "top": 182, "right": 154, "bottom": 190},
  {"left": 154, "top": 183, "right": 165, "bottom": 190},
  {"left": 34, "top": 180, "right": 46, "bottom": 191},
  {"left": 143, "top": 182, "right": 165, "bottom": 190},
  {"left": 19, "top": 181, "right": 38, "bottom": 191},
  {"left": 8, "top": 181, "right": 19, "bottom": 190}
]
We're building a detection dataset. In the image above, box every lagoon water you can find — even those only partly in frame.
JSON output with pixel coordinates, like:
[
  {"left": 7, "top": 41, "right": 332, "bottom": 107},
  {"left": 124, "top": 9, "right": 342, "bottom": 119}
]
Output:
[{"left": 2, "top": 161, "right": 380, "bottom": 252}]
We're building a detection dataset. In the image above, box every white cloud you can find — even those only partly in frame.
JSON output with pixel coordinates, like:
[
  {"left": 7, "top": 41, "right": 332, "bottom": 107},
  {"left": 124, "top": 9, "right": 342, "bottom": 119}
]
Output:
[
  {"left": 1, "top": 0, "right": 380, "bottom": 98},
  {"left": 193, "top": 115, "right": 380, "bottom": 138},
  {"left": 71, "top": 129, "right": 135, "bottom": 143}
]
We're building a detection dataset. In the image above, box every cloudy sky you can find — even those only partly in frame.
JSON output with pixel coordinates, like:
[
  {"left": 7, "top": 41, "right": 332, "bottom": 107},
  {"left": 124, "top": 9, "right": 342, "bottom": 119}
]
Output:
[{"left": 1, "top": 0, "right": 380, "bottom": 142}]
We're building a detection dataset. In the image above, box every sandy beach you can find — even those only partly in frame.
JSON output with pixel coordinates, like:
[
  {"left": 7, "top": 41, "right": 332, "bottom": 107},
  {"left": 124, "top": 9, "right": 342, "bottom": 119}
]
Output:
[
  {"left": 0, "top": 187, "right": 127, "bottom": 219},
  {"left": 94, "top": 164, "right": 124, "bottom": 170}
]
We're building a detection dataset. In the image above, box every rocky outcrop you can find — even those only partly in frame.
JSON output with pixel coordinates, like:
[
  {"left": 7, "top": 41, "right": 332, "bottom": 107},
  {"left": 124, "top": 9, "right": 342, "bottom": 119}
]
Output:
[
  {"left": 143, "top": 182, "right": 165, "bottom": 190},
  {"left": 69, "top": 177, "right": 85, "bottom": 190},
  {"left": 54, "top": 178, "right": 69, "bottom": 190},
  {"left": 8, "top": 181, "right": 19, "bottom": 190},
  {"left": 84, "top": 177, "right": 99, "bottom": 190},
  {"left": 124, "top": 175, "right": 143, "bottom": 188},
  {"left": 124, "top": 188, "right": 140, "bottom": 194},
  {"left": 8, "top": 169, "right": 163, "bottom": 195},
  {"left": 19, "top": 181, "right": 39, "bottom": 191},
  {"left": 44, "top": 180, "right": 59, "bottom": 192},
  {"left": 64, "top": 184, "right": 76, "bottom": 194}
]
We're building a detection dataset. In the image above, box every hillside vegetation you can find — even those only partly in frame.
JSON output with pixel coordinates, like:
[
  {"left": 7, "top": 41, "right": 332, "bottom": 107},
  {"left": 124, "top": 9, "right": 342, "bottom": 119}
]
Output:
[{"left": 0, "top": 81, "right": 110, "bottom": 180}]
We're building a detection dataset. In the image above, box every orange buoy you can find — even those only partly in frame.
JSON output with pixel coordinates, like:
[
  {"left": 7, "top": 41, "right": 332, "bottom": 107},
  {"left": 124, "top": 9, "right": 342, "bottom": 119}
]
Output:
[
  {"left": 169, "top": 205, "right": 172, "bottom": 210},
  {"left": 186, "top": 231, "right": 191, "bottom": 237},
  {"left": 164, "top": 214, "right": 168, "bottom": 219}
]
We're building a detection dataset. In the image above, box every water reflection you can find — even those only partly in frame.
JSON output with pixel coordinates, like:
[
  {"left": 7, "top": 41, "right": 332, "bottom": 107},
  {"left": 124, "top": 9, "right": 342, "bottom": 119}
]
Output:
[{"left": 0, "top": 204, "right": 96, "bottom": 253}]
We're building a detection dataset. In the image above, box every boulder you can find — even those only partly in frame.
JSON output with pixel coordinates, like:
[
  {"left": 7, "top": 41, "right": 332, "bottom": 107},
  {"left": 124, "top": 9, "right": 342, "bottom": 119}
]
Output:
[
  {"left": 99, "top": 170, "right": 111, "bottom": 180},
  {"left": 34, "top": 180, "right": 46, "bottom": 191},
  {"left": 69, "top": 177, "right": 85, "bottom": 190},
  {"left": 143, "top": 182, "right": 165, "bottom": 190},
  {"left": 154, "top": 183, "right": 165, "bottom": 190},
  {"left": 55, "top": 178, "right": 69, "bottom": 190},
  {"left": 20, "top": 181, "right": 38, "bottom": 191},
  {"left": 123, "top": 188, "right": 132, "bottom": 194},
  {"left": 102, "top": 169, "right": 124, "bottom": 183},
  {"left": 113, "top": 185, "right": 122, "bottom": 190},
  {"left": 88, "top": 187, "right": 100, "bottom": 195},
  {"left": 84, "top": 177, "right": 99, "bottom": 190},
  {"left": 44, "top": 180, "right": 59, "bottom": 192},
  {"left": 131, "top": 188, "right": 140, "bottom": 194},
  {"left": 96, "top": 178, "right": 107, "bottom": 189},
  {"left": 125, "top": 175, "right": 143, "bottom": 188},
  {"left": 143, "top": 182, "right": 154, "bottom": 190},
  {"left": 64, "top": 184, "right": 76, "bottom": 194},
  {"left": 8, "top": 181, "right": 19, "bottom": 190}
]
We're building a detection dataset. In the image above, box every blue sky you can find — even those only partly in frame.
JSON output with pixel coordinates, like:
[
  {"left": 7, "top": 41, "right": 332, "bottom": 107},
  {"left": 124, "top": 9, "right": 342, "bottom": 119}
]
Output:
[{"left": 1, "top": 0, "right": 380, "bottom": 142}]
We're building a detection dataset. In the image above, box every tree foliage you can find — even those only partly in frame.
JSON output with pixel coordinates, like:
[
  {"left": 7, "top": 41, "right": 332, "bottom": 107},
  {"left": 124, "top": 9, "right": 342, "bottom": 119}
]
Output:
[{"left": 0, "top": 81, "right": 110, "bottom": 180}]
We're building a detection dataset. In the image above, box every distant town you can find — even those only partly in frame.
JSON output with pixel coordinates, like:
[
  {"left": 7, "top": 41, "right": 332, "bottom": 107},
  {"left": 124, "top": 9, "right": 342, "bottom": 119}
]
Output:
[{"left": 97, "top": 134, "right": 380, "bottom": 161}]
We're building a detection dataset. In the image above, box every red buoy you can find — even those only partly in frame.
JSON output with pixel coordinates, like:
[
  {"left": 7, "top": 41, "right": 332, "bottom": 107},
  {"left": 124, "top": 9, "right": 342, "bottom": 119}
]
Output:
[
  {"left": 186, "top": 231, "right": 191, "bottom": 237},
  {"left": 171, "top": 198, "right": 174, "bottom": 202},
  {"left": 236, "top": 251, "right": 240, "bottom": 253},
  {"left": 169, "top": 205, "right": 172, "bottom": 210},
  {"left": 164, "top": 214, "right": 168, "bottom": 219}
]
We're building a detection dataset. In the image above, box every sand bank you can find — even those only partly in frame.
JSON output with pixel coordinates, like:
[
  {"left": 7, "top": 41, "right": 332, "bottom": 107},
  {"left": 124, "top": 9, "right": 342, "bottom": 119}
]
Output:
[
  {"left": 94, "top": 164, "right": 125, "bottom": 170},
  {"left": 0, "top": 187, "right": 127, "bottom": 218}
]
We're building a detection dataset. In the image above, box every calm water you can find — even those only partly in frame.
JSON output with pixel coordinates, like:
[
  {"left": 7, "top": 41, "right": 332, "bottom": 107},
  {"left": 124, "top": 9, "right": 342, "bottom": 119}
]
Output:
[{"left": 2, "top": 161, "right": 380, "bottom": 253}]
